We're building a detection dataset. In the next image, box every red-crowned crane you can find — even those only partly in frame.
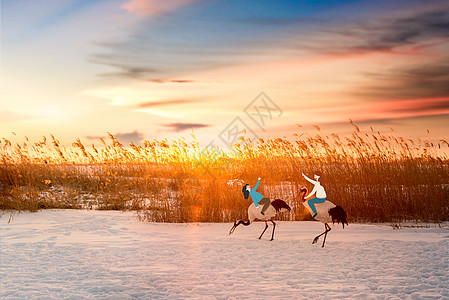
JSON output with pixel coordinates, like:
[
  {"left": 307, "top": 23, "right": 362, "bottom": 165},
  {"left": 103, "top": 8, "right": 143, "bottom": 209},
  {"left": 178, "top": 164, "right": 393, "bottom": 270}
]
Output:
[
  {"left": 299, "top": 187, "right": 348, "bottom": 247},
  {"left": 229, "top": 199, "right": 291, "bottom": 240}
]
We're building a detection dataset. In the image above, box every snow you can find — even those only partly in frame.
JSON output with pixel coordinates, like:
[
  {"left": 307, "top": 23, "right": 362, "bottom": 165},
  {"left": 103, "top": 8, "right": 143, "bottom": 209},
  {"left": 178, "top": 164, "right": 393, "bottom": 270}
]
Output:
[{"left": 1, "top": 210, "right": 448, "bottom": 299}]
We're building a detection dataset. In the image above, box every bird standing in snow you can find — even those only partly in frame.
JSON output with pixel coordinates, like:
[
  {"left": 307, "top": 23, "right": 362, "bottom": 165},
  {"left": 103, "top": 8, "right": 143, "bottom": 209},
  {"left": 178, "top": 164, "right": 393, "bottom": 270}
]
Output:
[
  {"left": 229, "top": 179, "right": 291, "bottom": 240},
  {"left": 299, "top": 182, "right": 348, "bottom": 247}
]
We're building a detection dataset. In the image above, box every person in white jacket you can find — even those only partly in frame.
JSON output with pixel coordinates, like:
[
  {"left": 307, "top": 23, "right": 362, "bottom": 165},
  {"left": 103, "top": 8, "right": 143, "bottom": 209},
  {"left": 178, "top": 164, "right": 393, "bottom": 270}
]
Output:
[{"left": 302, "top": 171, "right": 327, "bottom": 218}]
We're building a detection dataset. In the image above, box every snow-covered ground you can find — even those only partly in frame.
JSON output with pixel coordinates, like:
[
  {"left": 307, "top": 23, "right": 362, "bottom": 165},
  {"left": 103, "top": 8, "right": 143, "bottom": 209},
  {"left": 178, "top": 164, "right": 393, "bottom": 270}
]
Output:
[{"left": 1, "top": 210, "right": 448, "bottom": 299}]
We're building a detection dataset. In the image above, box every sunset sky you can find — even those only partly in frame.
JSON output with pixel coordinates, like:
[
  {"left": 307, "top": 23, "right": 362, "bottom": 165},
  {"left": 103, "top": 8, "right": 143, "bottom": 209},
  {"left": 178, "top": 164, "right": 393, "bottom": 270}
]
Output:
[{"left": 1, "top": 0, "right": 448, "bottom": 146}]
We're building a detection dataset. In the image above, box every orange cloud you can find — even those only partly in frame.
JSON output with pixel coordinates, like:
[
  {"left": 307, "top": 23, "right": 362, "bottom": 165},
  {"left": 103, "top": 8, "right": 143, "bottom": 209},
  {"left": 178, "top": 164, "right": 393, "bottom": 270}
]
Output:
[
  {"left": 122, "top": 0, "right": 199, "bottom": 16},
  {"left": 309, "top": 97, "right": 449, "bottom": 124}
]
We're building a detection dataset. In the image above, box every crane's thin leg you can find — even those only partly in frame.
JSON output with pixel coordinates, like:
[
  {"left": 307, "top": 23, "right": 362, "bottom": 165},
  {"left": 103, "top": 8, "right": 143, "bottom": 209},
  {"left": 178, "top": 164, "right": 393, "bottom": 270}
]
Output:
[
  {"left": 259, "top": 222, "right": 269, "bottom": 239},
  {"left": 312, "top": 224, "right": 326, "bottom": 244},
  {"left": 270, "top": 220, "right": 276, "bottom": 241},
  {"left": 313, "top": 223, "right": 331, "bottom": 245},
  {"left": 322, "top": 224, "right": 331, "bottom": 247},
  {"left": 229, "top": 222, "right": 237, "bottom": 235}
]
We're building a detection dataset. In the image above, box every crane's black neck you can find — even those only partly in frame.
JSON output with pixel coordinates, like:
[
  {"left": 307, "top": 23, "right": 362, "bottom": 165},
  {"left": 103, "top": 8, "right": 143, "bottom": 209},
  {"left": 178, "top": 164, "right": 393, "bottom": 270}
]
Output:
[{"left": 237, "top": 220, "right": 251, "bottom": 226}]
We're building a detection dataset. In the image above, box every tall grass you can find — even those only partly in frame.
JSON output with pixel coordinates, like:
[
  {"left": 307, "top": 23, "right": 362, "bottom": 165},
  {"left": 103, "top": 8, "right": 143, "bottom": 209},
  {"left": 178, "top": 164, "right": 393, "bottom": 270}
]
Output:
[{"left": 1, "top": 124, "right": 448, "bottom": 223}]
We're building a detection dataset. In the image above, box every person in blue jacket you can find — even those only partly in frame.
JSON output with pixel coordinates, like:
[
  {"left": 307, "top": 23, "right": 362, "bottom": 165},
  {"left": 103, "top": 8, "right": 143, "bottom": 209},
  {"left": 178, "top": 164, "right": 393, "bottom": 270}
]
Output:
[{"left": 242, "top": 177, "right": 271, "bottom": 215}]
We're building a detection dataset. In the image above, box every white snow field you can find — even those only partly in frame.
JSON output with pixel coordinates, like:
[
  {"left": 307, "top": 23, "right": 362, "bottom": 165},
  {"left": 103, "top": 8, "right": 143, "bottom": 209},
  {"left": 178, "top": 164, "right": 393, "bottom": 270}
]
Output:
[{"left": 1, "top": 210, "right": 448, "bottom": 300}]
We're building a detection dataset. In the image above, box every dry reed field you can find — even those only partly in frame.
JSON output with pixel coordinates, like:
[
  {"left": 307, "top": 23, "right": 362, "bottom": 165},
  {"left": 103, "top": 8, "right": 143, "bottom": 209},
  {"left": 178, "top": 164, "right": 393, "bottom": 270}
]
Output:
[{"left": 1, "top": 124, "right": 448, "bottom": 223}]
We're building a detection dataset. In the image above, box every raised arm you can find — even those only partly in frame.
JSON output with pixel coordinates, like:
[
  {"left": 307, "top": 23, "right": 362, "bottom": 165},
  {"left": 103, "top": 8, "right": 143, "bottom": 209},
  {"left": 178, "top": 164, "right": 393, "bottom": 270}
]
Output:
[
  {"left": 302, "top": 173, "right": 317, "bottom": 185},
  {"left": 252, "top": 177, "right": 261, "bottom": 191}
]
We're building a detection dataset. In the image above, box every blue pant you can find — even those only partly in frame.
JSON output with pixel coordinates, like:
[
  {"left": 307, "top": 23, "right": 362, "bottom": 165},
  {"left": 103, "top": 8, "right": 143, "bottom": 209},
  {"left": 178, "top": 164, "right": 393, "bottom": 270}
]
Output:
[{"left": 307, "top": 197, "right": 326, "bottom": 215}]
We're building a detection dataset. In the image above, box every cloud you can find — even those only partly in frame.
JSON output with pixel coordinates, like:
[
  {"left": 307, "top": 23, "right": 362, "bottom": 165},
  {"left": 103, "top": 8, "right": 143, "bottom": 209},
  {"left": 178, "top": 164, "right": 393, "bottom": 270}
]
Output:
[
  {"left": 85, "top": 130, "right": 145, "bottom": 144},
  {"left": 115, "top": 130, "right": 145, "bottom": 144},
  {"left": 92, "top": 2, "right": 449, "bottom": 81},
  {"left": 85, "top": 134, "right": 104, "bottom": 141},
  {"left": 342, "top": 97, "right": 449, "bottom": 123},
  {"left": 89, "top": 1, "right": 282, "bottom": 80},
  {"left": 285, "top": 95, "right": 449, "bottom": 128},
  {"left": 353, "top": 59, "right": 449, "bottom": 100},
  {"left": 138, "top": 99, "right": 200, "bottom": 108},
  {"left": 162, "top": 122, "right": 210, "bottom": 132},
  {"left": 264, "top": 3, "right": 449, "bottom": 60},
  {"left": 87, "top": 54, "right": 161, "bottom": 79},
  {"left": 89, "top": 39, "right": 249, "bottom": 80},
  {"left": 305, "top": 113, "right": 449, "bottom": 134},
  {"left": 122, "top": 0, "right": 200, "bottom": 16},
  {"left": 321, "top": 9, "right": 449, "bottom": 55},
  {"left": 147, "top": 79, "right": 196, "bottom": 83},
  {"left": 388, "top": 98, "right": 449, "bottom": 115},
  {"left": 87, "top": 0, "right": 449, "bottom": 110},
  {"left": 0, "top": 111, "right": 34, "bottom": 123}
]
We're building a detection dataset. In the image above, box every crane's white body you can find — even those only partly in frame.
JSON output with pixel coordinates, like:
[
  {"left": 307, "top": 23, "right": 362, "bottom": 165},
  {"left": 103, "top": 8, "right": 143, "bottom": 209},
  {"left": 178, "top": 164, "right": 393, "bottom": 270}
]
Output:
[
  {"left": 247, "top": 202, "right": 288, "bottom": 223},
  {"left": 299, "top": 187, "right": 348, "bottom": 247},
  {"left": 302, "top": 200, "right": 336, "bottom": 224},
  {"left": 229, "top": 199, "right": 291, "bottom": 240}
]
